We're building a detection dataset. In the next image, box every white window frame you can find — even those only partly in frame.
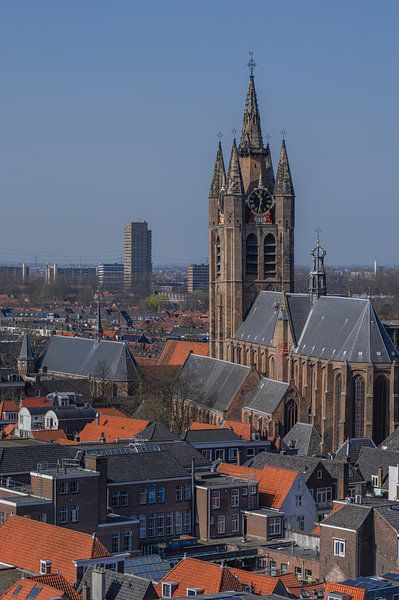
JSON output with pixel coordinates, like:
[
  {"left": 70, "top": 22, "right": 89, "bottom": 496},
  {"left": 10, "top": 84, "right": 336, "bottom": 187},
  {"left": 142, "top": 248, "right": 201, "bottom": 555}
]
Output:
[
  {"left": 215, "top": 449, "right": 225, "bottom": 461},
  {"left": 228, "top": 448, "right": 237, "bottom": 461},
  {"left": 59, "top": 481, "right": 68, "bottom": 495},
  {"left": 58, "top": 505, "right": 67, "bottom": 524},
  {"left": 231, "top": 489, "right": 239, "bottom": 507},
  {"left": 211, "top": 491, "right": 221, "bottom": 509},
  {"left": 217, "top": 515, "right": 225, "bottom": 534},
  {"left": 232, "top": 513, "right": 240, "bottom": 533},
  {"left": 333, "top": 538, "right": 345, "bottom": 557},
  {"left": 295, "top": 494, "right": 302, "bottom": 507},
  {"left": 268, "top": 517, "right": 282, "bottom": 536},
  {"left": 317, "top": 469, "right": 323, "bottom": 480},
  {"left": 70, "top": 504, "right": 79, "bottom": 523}
]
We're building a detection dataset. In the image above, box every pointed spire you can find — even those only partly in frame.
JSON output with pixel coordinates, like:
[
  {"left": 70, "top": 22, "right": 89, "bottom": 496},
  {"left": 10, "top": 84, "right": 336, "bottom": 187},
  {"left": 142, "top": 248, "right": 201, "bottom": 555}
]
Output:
[
  {"left": 274, "top": 139, "right": 294, "bottom": 196},
  {"left": 96, "top": 300, "right": 103, "bottom": 341},
  {"left": 239, "top": 66, "right": 264, "bottom": 154},
  {"left": 309, "top": 230, "right": 327, "bottom": 304},
  {"left": 18, "top": 332, "right": 34, "bottom": 361},
  {"left": 264, "top": 142, "right": 275, "bottom": 191},
  {"left": 209, "top": 139, "right": 226, "bottom": 198},
  {"left": 226, "top": 137, "right": 244, "bottom": 195}
]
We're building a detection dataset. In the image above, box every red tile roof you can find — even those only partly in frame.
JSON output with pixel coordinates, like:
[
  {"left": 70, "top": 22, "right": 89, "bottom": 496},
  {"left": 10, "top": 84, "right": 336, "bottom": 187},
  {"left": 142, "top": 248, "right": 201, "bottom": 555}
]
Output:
[
  {"left": 31, "top": 429, "right": 68, "bottom": 442},
  {"left": 0, "top": 400, "right": 18, "bottom": 417},
  {"left": 98, "top": 407, "right": 126, "bottom": 417},
  {"left": 157, "top": 340, "right": 209, "bottom": 366},
  {"left": 325, "top": 581, "right": 366, "bottom": 600},
  {"left": 21, "top": 398, "right": 52, "bottom": 408},
  {"left": 224, "top": 421, "right": 252, "bottom": 441},
  {"left": 217, "top": 463, "right": 299, "bottom": 509},
  {"left": 229, "top": 567, "right": 282, "bottom": 595},
  {"left": 156, "top": 557, "right": 241, "bottom": 597},
  {"left": 79, "top": 415, "right": 149, "bottom": 443},
  {"left": 26, "top": 574, "right": 82, "bottom": 600},
  {"left": 0, "top": 574, "right": 83, "bottom": 600},
  {"left": 0, "top": 516, "right": 109, "bottom": 584}
]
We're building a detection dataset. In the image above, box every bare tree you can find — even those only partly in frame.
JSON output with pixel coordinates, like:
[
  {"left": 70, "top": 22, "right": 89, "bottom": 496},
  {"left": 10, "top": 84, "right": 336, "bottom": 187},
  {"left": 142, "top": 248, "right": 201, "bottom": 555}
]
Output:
[{"left": 91, "top": 360, "right": 112, "bottom": 405}]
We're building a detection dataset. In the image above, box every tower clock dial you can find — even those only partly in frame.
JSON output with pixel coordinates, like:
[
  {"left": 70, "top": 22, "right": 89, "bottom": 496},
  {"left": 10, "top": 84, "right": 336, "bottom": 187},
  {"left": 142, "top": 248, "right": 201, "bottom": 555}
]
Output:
[{"left": 248, "top": 187, "right": 273, "bottom": 215}]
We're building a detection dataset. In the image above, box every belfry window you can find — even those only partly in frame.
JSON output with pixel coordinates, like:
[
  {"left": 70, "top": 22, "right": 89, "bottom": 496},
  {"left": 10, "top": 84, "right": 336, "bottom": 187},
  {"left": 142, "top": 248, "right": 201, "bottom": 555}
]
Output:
[
  {"left": 246, "top": 234, "right": 258, "bottom": 278},
  {"left": 264, "top": 234, "right": 276, "bottom": 277},
  {"left": 216, "top": 236, "right": 221, "bottom": 278},
  {"left": 352, "top": 375, "right": 365, "bottom": 438},
  {"left": 373, "top": 375, "right": 389, "bottom": 445}
]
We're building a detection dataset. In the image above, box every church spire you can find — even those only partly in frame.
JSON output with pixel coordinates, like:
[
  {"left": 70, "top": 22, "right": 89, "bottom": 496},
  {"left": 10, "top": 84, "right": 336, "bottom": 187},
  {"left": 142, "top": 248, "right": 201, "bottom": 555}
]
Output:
[
  {"left": 95, "top": 298, "right": 103, "bottom": 341},
  {"left": 226, "top": 136, "right": 244, "bottom": 195},
  {"left": 309, "top": 230, "right": 327, "bottom": 304},
  {"left": 209, "top": 138, "right": 226, "bottom": 198},
  {"left": 239, "top": 53, "right": 264, "bottom": 154},
  {"left": 274, "top": 138, "right": 294, "bottom": 196}
]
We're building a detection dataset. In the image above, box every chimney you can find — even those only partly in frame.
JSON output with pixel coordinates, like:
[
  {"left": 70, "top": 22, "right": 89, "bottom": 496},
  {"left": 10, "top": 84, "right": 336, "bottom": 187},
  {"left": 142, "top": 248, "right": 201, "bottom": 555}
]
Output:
[
  {"left": 81, "top": 582, "right": 91, "bottom": 600},
  {"left": 95, "top": 413, "right": 100, "bottom": 425},
  {"left": 236, "top": 449, "right": 242, "bottom": 466},
  {"left": 377, "top": 466, "right": 384, "bottom": 489},
  {"left": 91, "top": 568, "right": 106, "bottom": 600}
]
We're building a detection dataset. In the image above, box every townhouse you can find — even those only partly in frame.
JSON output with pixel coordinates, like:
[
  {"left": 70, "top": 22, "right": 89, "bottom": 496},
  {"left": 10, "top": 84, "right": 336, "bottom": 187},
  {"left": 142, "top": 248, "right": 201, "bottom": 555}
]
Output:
[{"left": 182, "top": 427, "right": 270, "bottom": 464}]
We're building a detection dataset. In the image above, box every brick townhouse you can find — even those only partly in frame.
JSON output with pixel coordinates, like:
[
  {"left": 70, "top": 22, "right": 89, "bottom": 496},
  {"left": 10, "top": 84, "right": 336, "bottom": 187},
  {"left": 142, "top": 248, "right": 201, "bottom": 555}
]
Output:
[{"left": 182, "top": 427, "right": 270, "bottom": 464}]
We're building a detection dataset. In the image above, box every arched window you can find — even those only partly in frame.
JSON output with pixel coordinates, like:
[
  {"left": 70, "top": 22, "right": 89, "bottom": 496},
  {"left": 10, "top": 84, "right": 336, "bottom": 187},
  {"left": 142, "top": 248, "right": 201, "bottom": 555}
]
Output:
[
  {"left": 373, "top": 375, "right": 389, "bottom": 445},
  {"left": 285, "top": 399, "right": 298, "bottom": 434},
  {"left": 334, "top": 373, "right": 342, "bottom": 447},
  {"left": 307, "top": 405, "right": 312, "bottom": 424},
  {"left": 264, "top": 234, "right": 276, "bottom": 278},
  {"left": 269, "top": 356, "right": 275, "bottom": 379},
  {"left": 246, "top": 234, "right": 258, "bottom": 278},
  {"left": 352, "top": 375, "right": 365, "bottom": 438},
  {"left": 216, "top": 236, "right": 221, "bottom": 278}
]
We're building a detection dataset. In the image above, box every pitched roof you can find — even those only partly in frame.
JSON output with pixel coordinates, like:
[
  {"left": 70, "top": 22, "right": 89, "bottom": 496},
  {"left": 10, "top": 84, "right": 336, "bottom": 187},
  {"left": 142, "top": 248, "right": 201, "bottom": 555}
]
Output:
[
  {"left": 21, "top": 398, "right": 52, "bottom": 408},
  {"left": 380, "top": 428, "right": 399, "bottom": 451},
  {"left": 0, "top": 516, "right": 109, "bottom": 583},
  {"left": 157, "top": 340, "right": 209, "bottom": 366},
  {"left": 179, "top": 354, "right": 251, "bottom": 413},
  {"left": 217, "top": 462, "right": 298, "bottom": 509},
  {"left": 37, "top": 336, "right": 140, "bottom": 381},
  {"left": 104, "top": 450, "right": 190, "bottom": 483},
  {"left": 79, "top": 415, "right": 149, "bottom": 443},
  {"left": 356, "top": 446, "right": 399, "bottom": 489},
  {"left": 189, "top": 422, "right": 222, "bottom": 431},
  {"left": 25, "top": 574, "right": 82, "bottom": 600},
  {"left": 281, "top": 423, "right": 322, "bottom": 457},
  {"left": 78, "top": 568, "right": 158, "bottom": 600},
  {"left": 244, "top": 377, "right": 289, "bottom": 415},
  {"left": 18, "top": 333, "right": 34, "bottom": 361},
  {"left": 375, "top": 505, "right": 399, "bottom": 534},
  {"left": 136, "top": 423, "right": 179, "bottom": 442},
  {"left": 335, "top": 438, "right": 376, "bottom": 463},
  {"left": 98, "top": 407, "right": 126, "bottom": 417},
  {"left": 321, "top": 503, "right": 371, "bottom": 531},
  {"left": 325, "top": 581, "right": 366, "bottom": 600},
  {"left": 31, "top": 429, "right": 68, "bottom": 442},
  {"left": 0, "top": 578, "right": 77, "bottom": 600},
  {"left": 224, "top": 421, "right": 253, "bottom": 441},
  {"left": 0, "top": 442, "right": 71, "bottom": 475},
  {"left": 228, "top": 568, "right": 281, "bottom": 595},
  {"left": 156, "top": 558, "right": 241, "bottom": 597},
  {"left": 183, "top": 429, "right": 240, "bottom": 443}
]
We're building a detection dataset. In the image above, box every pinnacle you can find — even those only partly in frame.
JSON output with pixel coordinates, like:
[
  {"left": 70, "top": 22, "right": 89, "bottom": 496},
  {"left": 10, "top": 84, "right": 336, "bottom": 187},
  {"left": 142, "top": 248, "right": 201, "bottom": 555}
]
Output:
[
  {"left": 209, "top": 141, "right": 226, "bottom": 198},
  {"left": 239, "top": 75, "right": 264, "bottom": 153},
  {"left": 274, "top": 139, "right": 294, "bottom": 196},
  {"left": 226, "top": 138, "right": 244, "bottom": 195}
]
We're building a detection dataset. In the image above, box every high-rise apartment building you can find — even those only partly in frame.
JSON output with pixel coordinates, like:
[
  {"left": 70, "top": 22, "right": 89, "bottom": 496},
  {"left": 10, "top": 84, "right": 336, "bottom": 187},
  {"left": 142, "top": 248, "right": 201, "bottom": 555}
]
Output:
[
  {"left": 123, "top": 221, "right": 152, "bottom": 296},
  {"left": 187, "top": 264, "right": 209, "bottom": 293},
  {"left": 98, "top": 263, "right": 124, "bottom": 291}
]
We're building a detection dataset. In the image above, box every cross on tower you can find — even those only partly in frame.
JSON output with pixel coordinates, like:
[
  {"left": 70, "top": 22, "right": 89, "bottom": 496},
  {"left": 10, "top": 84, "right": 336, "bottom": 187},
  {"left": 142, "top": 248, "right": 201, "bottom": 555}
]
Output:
[
  {"left": 217, "top": 132, "right": 223, "bottom": 141},
  {"left": 231, "top": 127, "right": 237, "bottom": 138},
  {"left": 280, "top": 129, "right": 287, "bottom": 140},
  {"left": 247, "top": 51, "right": 256, "bottom": 76},
  {"left": 315, "top": 227, "right": 322, "bottom": 243}
]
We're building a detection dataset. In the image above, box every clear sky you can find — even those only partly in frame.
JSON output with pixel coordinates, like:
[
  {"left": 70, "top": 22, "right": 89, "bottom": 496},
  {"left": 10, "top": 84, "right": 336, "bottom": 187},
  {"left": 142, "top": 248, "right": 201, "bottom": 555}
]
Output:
[{"left": 0, "top": 1, "right": 398, "bottom": 267}]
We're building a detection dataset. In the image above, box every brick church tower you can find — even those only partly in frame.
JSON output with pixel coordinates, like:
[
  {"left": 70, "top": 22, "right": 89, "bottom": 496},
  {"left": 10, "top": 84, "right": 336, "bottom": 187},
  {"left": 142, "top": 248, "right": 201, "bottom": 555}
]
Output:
[{"left": 209, "top": 57, "right": 295, "bottom": 359}]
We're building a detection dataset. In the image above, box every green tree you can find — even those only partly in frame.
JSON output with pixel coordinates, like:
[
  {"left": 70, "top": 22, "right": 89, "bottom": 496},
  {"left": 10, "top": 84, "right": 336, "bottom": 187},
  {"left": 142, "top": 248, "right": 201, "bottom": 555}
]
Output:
[{"left": 143, "top": 293, "right": 167, "bottom": 312}]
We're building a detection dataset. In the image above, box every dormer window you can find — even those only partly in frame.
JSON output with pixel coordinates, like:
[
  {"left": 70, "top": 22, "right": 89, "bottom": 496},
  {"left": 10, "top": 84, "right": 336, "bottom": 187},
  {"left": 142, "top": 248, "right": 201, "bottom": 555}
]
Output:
[
  {"left": 186, "top": 589, "right": 204, "bottom": 596},
  {"left": 162, "top": 582, "right": 178, "bottom": 598}
]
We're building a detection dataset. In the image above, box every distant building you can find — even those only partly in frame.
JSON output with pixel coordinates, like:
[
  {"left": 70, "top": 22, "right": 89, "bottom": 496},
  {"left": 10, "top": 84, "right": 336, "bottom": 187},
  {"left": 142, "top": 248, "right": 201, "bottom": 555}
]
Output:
[
  {"left": 45, "top": 264, "right": 96, "bottom": 285},
  {"left": 187, "top": 264, "right": 209, "bottom": 293},
  {"left": 97, "top": 262, "right": 124, "bottom": 291},
  {"left": 0, "top": 263, "right": 29, "bottom": 284},
  {"left": 124, "top": 221, "right": 152, "bottom": 296}
]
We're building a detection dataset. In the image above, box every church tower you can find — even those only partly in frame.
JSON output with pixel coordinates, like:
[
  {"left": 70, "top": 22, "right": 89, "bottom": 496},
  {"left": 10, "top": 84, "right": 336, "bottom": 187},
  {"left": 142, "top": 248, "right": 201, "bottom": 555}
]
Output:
[{"left": 209, "top": 56, "right": 295, "bottom": 359}]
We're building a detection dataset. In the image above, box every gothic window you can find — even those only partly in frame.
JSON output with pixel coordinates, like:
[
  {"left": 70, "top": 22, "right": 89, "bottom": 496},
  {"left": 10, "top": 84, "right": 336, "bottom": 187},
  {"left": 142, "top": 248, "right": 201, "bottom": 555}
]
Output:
[
  {"left": 264, "top": 234, "right": 276, "bottom": 278},
  {"left": 307, "top": 405, "right": 312, "bottom": 424},
  {"left": 246, "top": 234, "right": 258, "bottom": 278},
  {"left": 352, "top": 375, "right": 365, "bottom": 438},
  {"left": 373, "top": 375, "right": 389, "bottom": 445},
  {"left": 269, "top": 356, "right": 275, "bottom": 379},
  {"left": 334, "top": 373, "right": 342, "bottom": 446},
  {"left": 216, "top": 236, "right": 221, "bottom": 278},
  {"left": 284, "top": 399, "right": 298, "bottom": 434}
]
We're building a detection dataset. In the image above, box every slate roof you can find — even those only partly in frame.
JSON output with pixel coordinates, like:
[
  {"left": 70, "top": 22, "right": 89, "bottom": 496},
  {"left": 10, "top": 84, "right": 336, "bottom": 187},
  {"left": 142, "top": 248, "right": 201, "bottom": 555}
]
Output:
[
  {"left": 234, "top": 291, "right": 398, "bottom": 364},
  {"left": 78, "top": 567, "right": 158, "bottom": 600},
  {"left": 137, "top": 423, "right": 179, "bottom": 442},
  {"left": 296, "top": 296, "right": 399, "bottom": 363},
  {"left": 37, "top": 335, "right": 140, "bottom": 381},
  {"left": 244, "top": 377, "right": 289, "bottom": 415},
  {"left": 234, "top": 291, "right": 310, "bottom": 346},
  {"left": 105, "top": 450, "right": 190, "bottom": 483},
  {"left": 335, "top": 438, "right": 376, "bottom": 463},
  {"left": 0, "top": 568, "right": 25, "bottom": 596},
  {"left": 183, "top": 429, "right": 240, "bottom": 443},
  {"left": 18, "top": 333, "right": 34, "bottom": 361},
  {"left": 321, "top": 503, "right": 372, "bottom": 530},
  {"left": 0, "top": 442, "right": 71, "bottom": 475},
  {"left": 375, "top": 505, "right": 399, "bottom": 534},
  {"left": 380, "top": 428, "right": 399, "bottom": 451},
  {"left": 356, "top": 446, "right": 399, "bottom": 489},
  {"left": 179, "top": 355, "right": 251, "bottom": 413},
  {"left": 281, "top": 423, "right": 322, "bottom": 457}
]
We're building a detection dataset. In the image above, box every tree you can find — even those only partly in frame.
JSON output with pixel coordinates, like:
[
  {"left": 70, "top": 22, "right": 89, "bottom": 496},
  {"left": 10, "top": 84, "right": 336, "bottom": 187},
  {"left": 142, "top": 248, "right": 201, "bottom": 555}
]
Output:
[
  {"left": 91, "top": 360, "right": 113, "bottom": 405},
  {"left": 143, "top": 293, "right": 167, "bottom": 313}
]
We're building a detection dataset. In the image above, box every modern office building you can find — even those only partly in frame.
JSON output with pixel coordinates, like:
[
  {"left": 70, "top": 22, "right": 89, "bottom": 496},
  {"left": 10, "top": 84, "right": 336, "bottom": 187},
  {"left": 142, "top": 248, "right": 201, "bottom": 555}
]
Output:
[
  {"left": 123, "top": 221, "right": 152, "bottom": 296},
  {"left": 98, "top": 263, "right": 124, "bottom": 291},
  {"left": 187, "top": 264, "right": 209, "bottom": 293},
  {"left": 45, "top": 264, "right": 96, "bottom": 285}
]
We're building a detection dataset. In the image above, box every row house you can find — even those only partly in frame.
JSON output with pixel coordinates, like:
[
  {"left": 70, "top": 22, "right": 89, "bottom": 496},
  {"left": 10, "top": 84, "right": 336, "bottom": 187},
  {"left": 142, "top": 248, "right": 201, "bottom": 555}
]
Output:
[{"left": 182, "top": 427, "right": 270, "bottom": 464}]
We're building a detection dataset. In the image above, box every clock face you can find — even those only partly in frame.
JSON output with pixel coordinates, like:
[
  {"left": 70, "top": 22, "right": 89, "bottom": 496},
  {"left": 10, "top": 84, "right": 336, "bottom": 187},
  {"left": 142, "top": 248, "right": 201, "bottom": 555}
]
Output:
[{"left": 248, "top": 187, "right": 273, "bottom": 215}]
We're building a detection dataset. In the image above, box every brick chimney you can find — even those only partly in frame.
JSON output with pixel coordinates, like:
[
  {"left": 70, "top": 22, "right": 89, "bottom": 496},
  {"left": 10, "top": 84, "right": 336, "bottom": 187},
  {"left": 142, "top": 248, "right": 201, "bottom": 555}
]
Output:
[{"left": 91, "top": 568, "right": 106, "bottom": 600}]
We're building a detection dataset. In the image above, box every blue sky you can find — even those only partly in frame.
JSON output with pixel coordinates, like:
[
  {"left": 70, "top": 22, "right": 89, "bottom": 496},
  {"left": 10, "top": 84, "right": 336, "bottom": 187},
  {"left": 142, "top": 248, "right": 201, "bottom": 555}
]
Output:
[{"left": 0, "top": 1, "right": 398, "bottom": 267}]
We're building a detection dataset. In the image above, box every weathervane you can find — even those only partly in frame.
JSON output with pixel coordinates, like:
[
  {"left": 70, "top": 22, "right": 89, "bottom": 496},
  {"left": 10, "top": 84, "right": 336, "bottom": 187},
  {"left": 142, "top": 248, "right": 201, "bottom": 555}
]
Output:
[{"left": 248, "top": 51, "right": 256, "bottom": 76}]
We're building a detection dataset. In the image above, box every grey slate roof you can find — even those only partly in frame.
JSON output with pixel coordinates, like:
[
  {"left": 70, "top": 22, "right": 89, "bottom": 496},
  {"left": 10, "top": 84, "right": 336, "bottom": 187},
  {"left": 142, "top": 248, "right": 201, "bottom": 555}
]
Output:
[
  {"left": 0, "top": 568, "right": 26, "bottom": 596},
  {"left": 183, "top": 429, "right": 240, "bottom": 443},
  {"left": 234, "top": 291, "right": 310, "bottom": 346},
  {"left": 104, "top": 450, "right": 190, "bottom": 483},
  {"left": 281, "top": 423, "right": 322, "bottom": 457},
  {"left": 179, "top": 354, "right": 251, "bottom": 413},
  {"left": 296, "top": 296, "right": 399, "bottom": 363},
  {"left": 78, "top": 567, "right": 158, "bottom": 600},
  {"left": 335, "top": 438, "right": 376, "bottom": 463},
  {"left": 37, "top": 335, "right": 140, "bottom": 381},
  {"left": 375, "top": 505, "right": 399, "bottom": 534},
  {"left": 380, "top": 428, "right": 399, "bottom": 451},
  {"left": 321, "top": 503, "right": 372, "bottom": 530},
  {"left": 136, "top": 423, "right": 179, "bottom": 442},
  {"left": 0, "top": 442, "right": 71, "bottom": 475},
  {"left": 18, "top": 333, "right": 34, "bottom": 361},
  {"left": 244, "top": 378, "right": 289, "bottom": 415},
  {"left": 356, "top": 446, "right": 399, "bottom": 489}
]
